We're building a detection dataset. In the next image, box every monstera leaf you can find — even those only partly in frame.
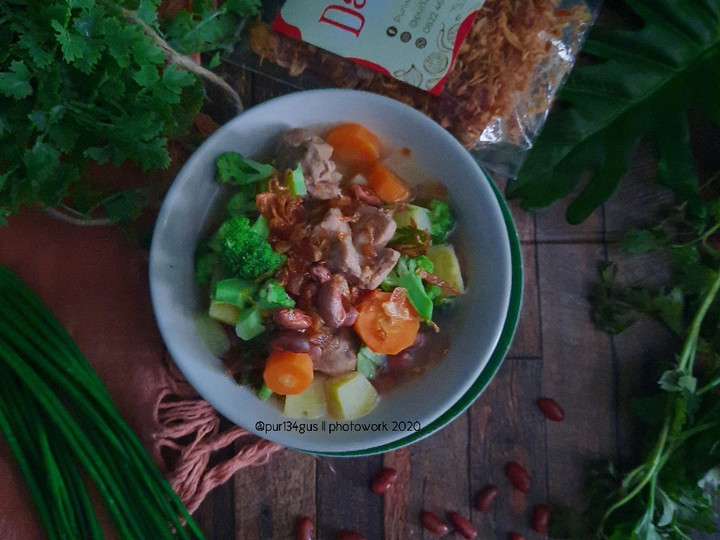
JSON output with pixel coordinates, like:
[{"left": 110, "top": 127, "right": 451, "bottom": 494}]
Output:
[{"left": 507, "top": 0, "right": 720, "bottom": 224}]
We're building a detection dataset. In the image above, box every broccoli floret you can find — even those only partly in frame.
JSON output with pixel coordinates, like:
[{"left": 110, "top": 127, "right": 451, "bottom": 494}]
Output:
[
  {"left": 194, "top": 240, "right": 217, "bottom": 285},
  {"left": 215, "top": 216, "right": 285, "bottom": 280},
  {"left": 216, "top": 152, "right": 275, "bottom": 185},
  {"left": 428, "top": 200, "right": 454, "bottom": 244},
  {"left": 226, "top": 186, "right": 260, "bottom": 218},
  {"left": 211, "top": 277, "right": 296, "bottom": 341},
  {"left": 256, "top": 279, "right": 295, "bottom": 310},
  {"left": 381, "top": 255, "right": 436, "bottom": 321}
]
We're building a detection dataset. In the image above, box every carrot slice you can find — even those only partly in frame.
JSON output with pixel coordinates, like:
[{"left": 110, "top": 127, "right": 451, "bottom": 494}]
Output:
[
  {"left": 263, "top": 349, "right": 314, "bottom": 395},
  {"left": 326, "top": 123, "right": 381, "bottom": 170},
  {"left": 366, "top": 162, "right": 410, "bottom": 204},
  {"left": 353, "top": 288, "right": 420, "bottom": 355}
]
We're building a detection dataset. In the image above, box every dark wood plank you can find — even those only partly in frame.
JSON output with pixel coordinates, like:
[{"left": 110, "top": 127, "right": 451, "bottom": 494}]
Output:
[
  {"left": 193, "top": 479, "right": 236, "bottom": 540},
  {"left": 315, "top": 455, "right": 385, "bottom": 539},
  {"left": 533, "top": 197, "right": 605, "bottom": 244},
  {"left": 469, "top": 358, "right": 546, "bottom": 538},
  {"left": 382, "top": 447, "right": 411, "bottom": 539},
  {"left": 405, "top": 413, "right": 472, "bottom": 539},
  {"left": 507, "top": 242, "right": 542, "bottom": 359},
  {"left": 537, "top": 243, "right": 616, "bottom": 511},
  {"left": 232, "top": 448, "right": 317, "bottom": 539}
]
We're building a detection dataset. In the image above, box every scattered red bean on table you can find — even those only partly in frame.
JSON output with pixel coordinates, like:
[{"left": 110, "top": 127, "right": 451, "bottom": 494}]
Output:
[
  {"left": 420, "top": 510, "right": 450, "bottom": 536},
  {"left": 369, "top": 466, "right": 397, "bottom": 495},
  {"left": 536, "top": 397, "right": 565, "bottom": 422},
  {"left": 504, "top": 461, "right": 532, "bottom": 493},
  {"left": 294, "top": 516, "right": 313, "bottom": 540},
  {"left": 531, "top": 503, "right": 550, "bottom": 534},
  {"left": 474, "top": 483, "right": 500, "bottom": 512},
  {"left": 446, "top": 511, "right": 477, "bottom": 539}
]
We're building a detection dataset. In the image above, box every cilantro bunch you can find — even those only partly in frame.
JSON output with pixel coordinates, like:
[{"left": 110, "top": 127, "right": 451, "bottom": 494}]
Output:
[
  {"left": 0, "top": 0, "right": 260, "bottom": 224},
  {"left": 552, "top": 192, "right": 720, "bottom": 539}
]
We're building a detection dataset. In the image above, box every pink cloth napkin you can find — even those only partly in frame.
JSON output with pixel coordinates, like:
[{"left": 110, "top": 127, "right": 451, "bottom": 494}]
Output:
[{"left": 0, "top": 208, "right": 280, "bottom": 539}]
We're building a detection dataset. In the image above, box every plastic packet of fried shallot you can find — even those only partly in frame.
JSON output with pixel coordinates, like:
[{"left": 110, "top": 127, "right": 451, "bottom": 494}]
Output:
[{"left": 225, "top": 0, "right": 602, "bottom": 178}]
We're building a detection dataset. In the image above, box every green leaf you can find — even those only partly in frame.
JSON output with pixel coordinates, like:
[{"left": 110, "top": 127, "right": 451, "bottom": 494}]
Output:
[
  {"left": 508, "top": 0, "right": 720, "bottom": 223},
  {"left": 133, "top": 63, "right": 160, "bottom": 87},
  {"left": 136, "top": 0, "right": 161, "bottom": 25},
  {"left": 621, "top": 228, "right": 668, "bottom": 255},
  {"left": 658, "top": 369, "right": 697, "bottom": 393},
  {"left": 0, "top": 60, "right": 33, "bottom": 99},
  {"left": 100, "top": 188, "right": 148, "bottom": 224},
  {"left": 101, "top": 18, "right": 137, "bottom": 68}
]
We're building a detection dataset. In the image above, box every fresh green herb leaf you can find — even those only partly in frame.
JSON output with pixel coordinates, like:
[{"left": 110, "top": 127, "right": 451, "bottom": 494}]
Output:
[
  {"left": 0, "top": 0, "right": 259, "bottom": 223},
  {"left": 587, "top": 190, "right": 720, "bottom": 539},
  {"left": 658, "top": 369, "right": 697, "bottom": 394},
  {"left": 161, "top": 0, "right": 261, "bottom": 55},
  {"left": 0, "top": 60, "right": 33, "bottom": 99}
]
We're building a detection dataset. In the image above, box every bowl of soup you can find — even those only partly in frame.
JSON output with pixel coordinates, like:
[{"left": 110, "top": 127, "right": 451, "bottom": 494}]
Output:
[{"left": 149, "top": 89, "right": 522, "bottom": 455}]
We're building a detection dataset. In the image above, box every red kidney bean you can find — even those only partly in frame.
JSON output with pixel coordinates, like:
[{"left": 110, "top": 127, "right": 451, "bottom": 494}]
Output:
[
  {"left": 272, "top": 308, "right": 313, "bottom": 331},
  {"left": 269, "top": 330, "right": 311, "bottom": 353},
  {"left": 294, "top": 516, "right": 313, "bottom": 540},
  {"left": 336, "top": 531, "right": 366, "bottom": 540},
  {"left": 369, "top": 467, "right": 397, "bottom": 494},
  {"left": 504, "top": 461, "right": 531, "bottom": 493},
  {"left": 341, "top": 305, "right": 358, "bottom": 326},
  {"left": 446, "top": 511, "right": 477, "bottom": 540},
  {"left": 531, "top": 503, "right": 550, "bottom": 534},
  {"left": 507, "top": 533, "right": 525, "bottom": 540},
  {"left": 536, "top": 397, "right": 565, "bottom": 422},
  {"left": 474, "top": 484, "right": 499, "bottom": 512},
  {"left": 310, "top": 265, "right": 332, "bottom": 283},
  {"left": 420, "top": 511, "right": 449, "bottom": 536},
  {"left": 317, "top": 277, "right": 350, "bottom": 328}
]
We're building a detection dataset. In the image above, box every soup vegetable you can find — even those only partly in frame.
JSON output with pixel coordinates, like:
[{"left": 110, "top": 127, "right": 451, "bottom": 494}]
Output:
[{"left": 195, "top": 123, "right": 465, "bottom": 420}]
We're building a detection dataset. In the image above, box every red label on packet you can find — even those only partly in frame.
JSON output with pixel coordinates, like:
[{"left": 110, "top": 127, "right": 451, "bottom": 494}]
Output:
[{"left": 272, "top": 1, "right": 485, "bottom": 96}]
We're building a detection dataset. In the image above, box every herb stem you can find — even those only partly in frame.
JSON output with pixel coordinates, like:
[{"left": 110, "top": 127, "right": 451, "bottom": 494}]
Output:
[
  {"left": 697, "top": 374, "right": 720, "bottom": 396},
  {"left": 105, "top": 1, "right": 243, "bottom": 113},
  {"left": 677, "top": 270, "right": 720, "bottom": 374},
  {"left": 599, "top": 418, "right": 671, "bottom": 536}
]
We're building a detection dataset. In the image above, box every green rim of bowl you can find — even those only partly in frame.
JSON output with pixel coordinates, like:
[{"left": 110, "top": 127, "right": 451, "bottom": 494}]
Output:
[{"left": 303, "top": 175, "right": 523, "bottom": 457}]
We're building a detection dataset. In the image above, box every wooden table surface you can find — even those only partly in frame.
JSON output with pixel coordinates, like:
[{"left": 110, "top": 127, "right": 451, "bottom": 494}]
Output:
[
  {"left": 188, "top": 47, "right": 713, "bottom": 539},
  {"left": 2, "top": 4, "right": 715, "bottom": 539}
]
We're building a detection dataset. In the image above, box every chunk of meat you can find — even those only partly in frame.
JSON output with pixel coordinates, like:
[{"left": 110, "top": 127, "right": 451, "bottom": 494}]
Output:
[
  {"left": 312, "top": 327, "right": 358, "bottom": 376},
  {"left": 313, "top": 208, "right": 362, "bottom": 280},
  {"left": 312, "top": 207, "right": 400, "bottom": 290},
  {"left": 360, "top": 247, "right": 401, "bottom": 290},
  {"left": 351, "top": 205, "right": 397, "bottom": 257},
  {"left": 350, "top": 206, "right": 400, "bottom": 289},
  {"left": 274, "top": 128, "right": 342, "bottom": 199}
]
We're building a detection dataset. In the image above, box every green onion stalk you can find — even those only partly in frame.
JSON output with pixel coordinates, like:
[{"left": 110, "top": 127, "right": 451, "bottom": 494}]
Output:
[{"left": 0, "top": 266, "right": 205, "bottom": 540}]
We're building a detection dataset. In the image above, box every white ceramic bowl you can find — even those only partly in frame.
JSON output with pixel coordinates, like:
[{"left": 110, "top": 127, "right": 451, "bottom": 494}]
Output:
[{"left": 149, "top": 89, "right": 522, "bottom": 455}]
